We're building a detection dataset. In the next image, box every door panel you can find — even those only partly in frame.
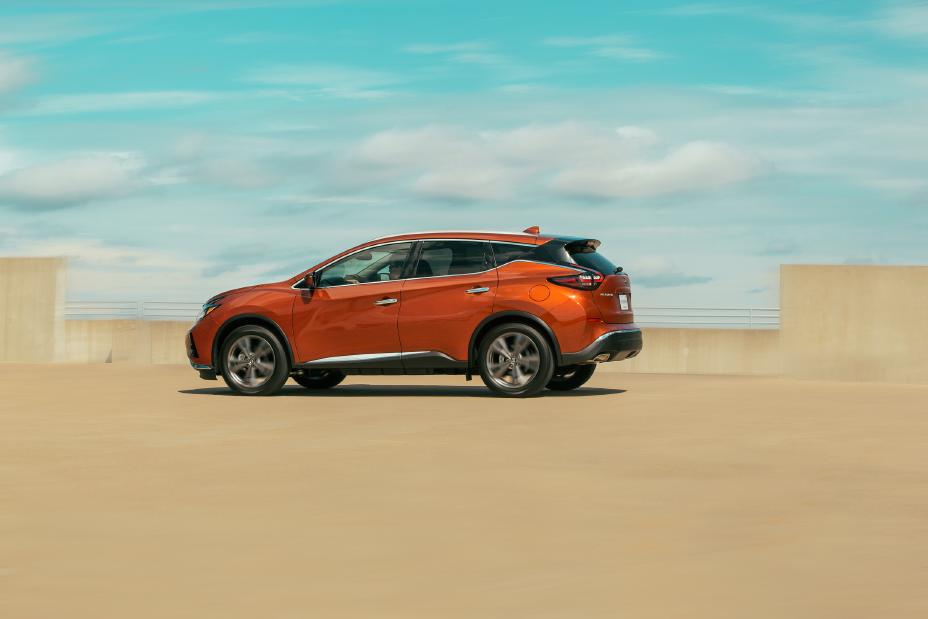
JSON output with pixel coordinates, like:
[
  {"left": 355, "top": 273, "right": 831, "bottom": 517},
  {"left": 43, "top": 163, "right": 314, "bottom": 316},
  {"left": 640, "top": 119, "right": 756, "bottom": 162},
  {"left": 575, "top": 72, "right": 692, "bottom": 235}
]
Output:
[
  {"left": 292, "top": 281, "right": 404, "bottom": 362},
  {"left": 398, "top": 273, "right": 497, "bottom": 361},
  {"left": 399, "top": 240, "right": 497, "bottom": 361}
]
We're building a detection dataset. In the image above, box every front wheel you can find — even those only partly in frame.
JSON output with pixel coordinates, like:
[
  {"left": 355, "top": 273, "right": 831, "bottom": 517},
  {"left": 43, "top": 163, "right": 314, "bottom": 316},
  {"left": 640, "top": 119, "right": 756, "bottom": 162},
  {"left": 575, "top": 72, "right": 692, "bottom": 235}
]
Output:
[
  {"left": 546, "top": 364, "right": 596, "bottom": 391},
  {"left": 292, "top": 369, "right": 346, "bottom": 389},
  {"left": 220, "top": 325, "right": 290, "bottom": 396},
  {"left": 477, "top": 323, "right": 555, "bottom": 397}
]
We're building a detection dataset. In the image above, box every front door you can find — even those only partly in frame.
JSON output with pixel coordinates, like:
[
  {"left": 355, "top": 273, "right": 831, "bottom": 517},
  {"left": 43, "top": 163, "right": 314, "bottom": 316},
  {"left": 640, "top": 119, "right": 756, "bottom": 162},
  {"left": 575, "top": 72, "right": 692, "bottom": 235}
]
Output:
[
  {"left": 398, "top": 240, "right": 497, "bottom": 361},
  {"left": 292, "top": 242, "right": 413, "bottom": 362}
]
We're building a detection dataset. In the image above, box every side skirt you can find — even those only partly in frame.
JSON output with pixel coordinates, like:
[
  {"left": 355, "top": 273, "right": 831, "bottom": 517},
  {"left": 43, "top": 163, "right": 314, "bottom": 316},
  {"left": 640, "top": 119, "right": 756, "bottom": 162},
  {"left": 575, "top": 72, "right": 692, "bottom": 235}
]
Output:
[{"left": 293, "top": 351, "right": 467, "bottom": 376}]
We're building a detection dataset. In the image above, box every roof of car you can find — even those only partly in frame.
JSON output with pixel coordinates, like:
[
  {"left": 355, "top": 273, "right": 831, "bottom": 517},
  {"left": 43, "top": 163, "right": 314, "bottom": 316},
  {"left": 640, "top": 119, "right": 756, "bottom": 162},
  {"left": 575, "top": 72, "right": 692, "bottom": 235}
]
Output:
[{"left": 369, "top": 230, "right": 555, "bottom": 245}]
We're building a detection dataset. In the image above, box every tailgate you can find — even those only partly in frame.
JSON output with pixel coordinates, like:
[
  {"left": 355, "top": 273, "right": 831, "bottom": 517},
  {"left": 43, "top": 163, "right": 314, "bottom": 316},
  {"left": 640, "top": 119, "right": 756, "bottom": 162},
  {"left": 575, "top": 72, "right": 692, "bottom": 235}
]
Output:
[{"left": 592, "top": 273, "right": 634, "bottom": 324}]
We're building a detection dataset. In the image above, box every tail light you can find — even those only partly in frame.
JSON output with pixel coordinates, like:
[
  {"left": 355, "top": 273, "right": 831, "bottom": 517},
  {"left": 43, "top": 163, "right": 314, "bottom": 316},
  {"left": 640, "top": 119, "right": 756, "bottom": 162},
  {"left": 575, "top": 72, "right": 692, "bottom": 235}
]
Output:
[{"left": 548, "top": 270, "right": 604, "bottom": 290}]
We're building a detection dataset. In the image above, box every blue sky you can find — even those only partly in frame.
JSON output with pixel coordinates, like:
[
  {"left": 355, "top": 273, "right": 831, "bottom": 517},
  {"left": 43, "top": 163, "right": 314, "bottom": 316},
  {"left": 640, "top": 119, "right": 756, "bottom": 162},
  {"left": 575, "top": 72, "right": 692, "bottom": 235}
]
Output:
[{"left": 1, "top": 0, "right": 926, "bottom": 306}]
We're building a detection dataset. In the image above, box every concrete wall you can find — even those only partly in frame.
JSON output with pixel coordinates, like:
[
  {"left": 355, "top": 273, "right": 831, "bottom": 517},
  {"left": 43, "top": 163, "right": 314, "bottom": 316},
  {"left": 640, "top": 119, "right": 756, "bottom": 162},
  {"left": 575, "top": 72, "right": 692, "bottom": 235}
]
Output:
[
  {"left": 63, "top": 321, "right": 781, "bottom": 378},
  {"left": 780, "top": 265, "right": 928, "bottom": 384},
  {"left": 601, "top": 328, "right": 780, "bottom": 376},
  {"left": 0, "top": 258, "right": 67, "bottom": 363},
  {"left": 64, "top": 320, "right": 190, "bottom": 365},
  {"left": 8, "top": 259, "right": 928, "bottom": 384}
]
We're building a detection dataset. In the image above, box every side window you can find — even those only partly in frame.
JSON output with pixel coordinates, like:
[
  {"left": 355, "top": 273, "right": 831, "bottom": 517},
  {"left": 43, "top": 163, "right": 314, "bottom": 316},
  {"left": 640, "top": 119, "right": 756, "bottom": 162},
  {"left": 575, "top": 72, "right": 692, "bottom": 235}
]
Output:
[
  {"left": 414, "top": 240, "right": 492, "bottom": 277},
  {"left": 318, "top": 242, "right": 412, "bottom": 287},
  {"left": 490, "top": 242, "right": 536, "bottom": 266}
]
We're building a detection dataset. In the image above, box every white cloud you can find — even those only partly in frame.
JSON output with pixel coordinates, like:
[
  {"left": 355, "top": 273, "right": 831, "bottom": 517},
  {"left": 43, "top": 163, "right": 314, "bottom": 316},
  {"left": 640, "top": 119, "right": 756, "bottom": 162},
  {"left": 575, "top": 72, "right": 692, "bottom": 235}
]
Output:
[
  {"left": 450, "top": 52, "right": 511, "bottom": 66},
  {"left": 0, "top": 145, "right": 22, "bottom": 176},
  {"left": 403, "top": 41, "right": 538, "bottom": 80},
  {"left": 544, "top": 35, "right": 664, "bottom": 62},
  {"left": 353, "top": 125, "right": 526, "bottom": 200},
  {"left": 0, "top": 51, "right": 35, "bottom": 95},
  {"left": 876, "top": 2, "right": 928, "bottom": 38},
  {"left": 347, "top": 122, "right": 759, "bottom": 201},
  {"left": 552, "top": 141, "right": 760, "bottom": 199},
  {"left": 218, "top": 31, "right": 299, "bottom": 45},
  {"left": 154, "top": 130, "right": 318, "bottom": 190},
  {"left": 629, "top": 256, "right": 713, "bottom": 288},
  {"left": 592, "top": 46, "right": 663, "bottom": 61},
  {"left": 0, "top": 153, "right": 143, "bottom": 209},
  {"left": 24, "top": 91, "right": 217, "bottom": 115},
  {"left": 405, "top": 41, "right": 488, "bottom": 54},
  {"left": 195, "top": 158, "right": 279, "bottom": 189},
  {"left": 0, "top": 14, "right": 112, "bottom": 46},
  {"left": 614, "top": 126, "right": 660, "bottom": 145},
  {"left": 544, "top": 35, "right": 634, "bottom": 47},
  {"left": 15, "top": 237, "right": 187, "bottom": 270},
  {"left": 268, "top": 194, "right": 393, "bottom": 206},
  {"left": 245, "top": 64, "right": 400, "bottom": 98},
  {"left": 413, "top": 167, "right": 520, "bottom": 201}
]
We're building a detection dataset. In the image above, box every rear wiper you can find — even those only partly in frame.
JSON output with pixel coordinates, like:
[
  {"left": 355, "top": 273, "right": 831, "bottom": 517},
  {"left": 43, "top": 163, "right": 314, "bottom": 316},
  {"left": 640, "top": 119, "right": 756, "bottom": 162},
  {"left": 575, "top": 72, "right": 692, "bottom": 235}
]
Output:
[{"left": 614, "top": 266, "right": 624, "bottom": 274}]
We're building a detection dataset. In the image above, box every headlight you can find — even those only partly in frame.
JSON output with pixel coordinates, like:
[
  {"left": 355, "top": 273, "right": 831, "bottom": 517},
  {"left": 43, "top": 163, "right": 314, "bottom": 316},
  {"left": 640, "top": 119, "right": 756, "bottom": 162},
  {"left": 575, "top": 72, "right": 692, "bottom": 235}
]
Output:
[{"left": 195, "top": 301, "right": 221, "bottom": 322}]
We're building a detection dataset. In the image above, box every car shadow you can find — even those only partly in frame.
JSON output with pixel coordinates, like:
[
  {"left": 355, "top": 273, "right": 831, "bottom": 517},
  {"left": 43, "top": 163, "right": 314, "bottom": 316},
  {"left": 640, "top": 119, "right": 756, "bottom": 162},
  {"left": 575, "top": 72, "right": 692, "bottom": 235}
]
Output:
[{"left": 179, "top": 384, "right": 625, "bottom": 398}]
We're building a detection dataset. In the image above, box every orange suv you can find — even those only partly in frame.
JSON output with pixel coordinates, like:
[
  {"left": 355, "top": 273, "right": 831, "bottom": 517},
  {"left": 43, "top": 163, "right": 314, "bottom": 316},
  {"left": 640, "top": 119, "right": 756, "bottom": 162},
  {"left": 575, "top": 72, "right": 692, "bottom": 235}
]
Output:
[{"left": 186, "top": 227, "right": 642, "bottom": 397}]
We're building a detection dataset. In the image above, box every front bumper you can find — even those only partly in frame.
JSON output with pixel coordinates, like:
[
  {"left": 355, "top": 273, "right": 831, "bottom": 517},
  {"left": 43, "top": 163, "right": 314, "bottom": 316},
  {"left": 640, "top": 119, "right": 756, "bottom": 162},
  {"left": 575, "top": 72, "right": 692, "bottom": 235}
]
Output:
[
  {"left": 560, "top": 328, "right": 643, "bottom": 366},
  {"left": 186, "top": 330, "right": 217, "bottom": 380}
]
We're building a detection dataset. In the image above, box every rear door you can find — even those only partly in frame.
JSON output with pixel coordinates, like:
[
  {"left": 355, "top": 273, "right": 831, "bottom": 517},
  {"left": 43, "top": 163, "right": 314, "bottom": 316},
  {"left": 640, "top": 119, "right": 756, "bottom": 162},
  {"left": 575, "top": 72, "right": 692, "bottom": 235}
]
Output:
[
  {"left": 398, "top": 240, "right": 497, "bottom": 362},
  {"left": 566, "top": 240, "right": 635, "bottom": 324}
]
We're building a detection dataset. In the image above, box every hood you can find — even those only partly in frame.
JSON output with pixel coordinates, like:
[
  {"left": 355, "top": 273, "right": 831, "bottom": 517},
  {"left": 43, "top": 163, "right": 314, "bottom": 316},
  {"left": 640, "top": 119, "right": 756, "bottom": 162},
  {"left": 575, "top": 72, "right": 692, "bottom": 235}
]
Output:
[{"left": 206, "top": 284, "right": 258, "bottom": 304}]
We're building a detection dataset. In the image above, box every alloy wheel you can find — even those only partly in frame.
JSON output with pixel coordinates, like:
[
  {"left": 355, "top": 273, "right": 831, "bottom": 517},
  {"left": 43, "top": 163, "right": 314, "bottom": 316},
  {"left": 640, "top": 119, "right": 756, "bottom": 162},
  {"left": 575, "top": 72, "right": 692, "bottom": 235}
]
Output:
[
  {"left": 226, "top": 334, "right": 276, "bottom": 388},
  {"left": 485, "top": 332, "right": 541, "bottom": 389}
]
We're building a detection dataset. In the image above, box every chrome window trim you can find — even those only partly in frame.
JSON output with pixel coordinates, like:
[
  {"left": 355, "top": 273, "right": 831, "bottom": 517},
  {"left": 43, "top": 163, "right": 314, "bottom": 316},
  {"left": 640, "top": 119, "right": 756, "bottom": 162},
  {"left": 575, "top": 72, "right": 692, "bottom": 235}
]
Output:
[
  {"left": 290, "top": 239, "right": 578, "bottom": 290},
  {"left": 489, "top": 240, "right": 536, "bottom": 247}
]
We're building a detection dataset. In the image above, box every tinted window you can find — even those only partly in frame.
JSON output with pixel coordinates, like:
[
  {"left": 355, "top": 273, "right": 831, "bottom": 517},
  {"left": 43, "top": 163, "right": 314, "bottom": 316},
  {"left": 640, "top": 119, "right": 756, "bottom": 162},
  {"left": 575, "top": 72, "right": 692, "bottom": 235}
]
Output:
[
  {"left": 490, "top": 242, "right": 536, "bottom": 266},
  {"left": 319, "top": 242, "right": 412, "bottom": 287},
  {"left": 415, "top": 240, "right": 491, "bottom": 277},
  {"left": 568, "top": 245, "right": 617, "bottom": 274}
]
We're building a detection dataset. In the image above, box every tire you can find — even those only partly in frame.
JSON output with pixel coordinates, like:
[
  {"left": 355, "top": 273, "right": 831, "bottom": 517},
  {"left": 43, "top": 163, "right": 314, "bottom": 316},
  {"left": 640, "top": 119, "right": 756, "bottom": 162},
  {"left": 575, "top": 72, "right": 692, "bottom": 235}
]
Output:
[
  {"left": 292, "top": 369, "right": 346, "bottom": 390},
  {"left": 219, "top": 324, "right": 290, "bottom": 396},
  {"left": 477, "top": 322, "right": 555, "bottom": 397},
  {"left": 547, "top": 364, "right": 596, "bottom": 391}
]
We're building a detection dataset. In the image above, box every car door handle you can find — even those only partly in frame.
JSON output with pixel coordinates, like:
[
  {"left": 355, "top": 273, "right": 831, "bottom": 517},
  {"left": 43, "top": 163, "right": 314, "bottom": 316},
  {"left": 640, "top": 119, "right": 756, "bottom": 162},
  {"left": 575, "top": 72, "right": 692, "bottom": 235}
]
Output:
[
  {"left": 374, "top": 297, "right": 398, "bottom": 306},
  {"left": 465, "top": 287, "right": 490, "bottom": 294}
]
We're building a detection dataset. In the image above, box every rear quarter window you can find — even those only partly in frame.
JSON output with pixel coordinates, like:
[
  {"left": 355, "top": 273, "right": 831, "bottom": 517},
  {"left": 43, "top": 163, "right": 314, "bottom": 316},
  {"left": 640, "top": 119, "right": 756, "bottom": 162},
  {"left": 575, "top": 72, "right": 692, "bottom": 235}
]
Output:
[{"left": 491, "top": 242, "right": 537, "bottom": 266}]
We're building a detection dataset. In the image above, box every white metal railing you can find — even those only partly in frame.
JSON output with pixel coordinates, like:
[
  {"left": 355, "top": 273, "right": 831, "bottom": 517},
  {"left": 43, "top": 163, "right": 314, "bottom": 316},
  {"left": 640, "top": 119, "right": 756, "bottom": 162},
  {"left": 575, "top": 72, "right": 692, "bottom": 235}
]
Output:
[
  {"left": 65, "top": 301, "right": 780, "bottom": 329},
  {"left": 65, "top": 301, "right": 201, "bottom": 322},
  {"left": 634, "top": 306, "right": 779, "bottom": 329}
]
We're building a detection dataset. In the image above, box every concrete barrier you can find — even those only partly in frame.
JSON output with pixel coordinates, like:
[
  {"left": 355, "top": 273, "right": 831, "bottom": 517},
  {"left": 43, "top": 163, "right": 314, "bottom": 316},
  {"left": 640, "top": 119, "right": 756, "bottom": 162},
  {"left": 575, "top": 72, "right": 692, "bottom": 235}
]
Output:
[
  {"left": 63, "top": 321, "right": 781, "bottom": 378},
  {"left": 601, "top": 328, "right": 780, "bottom": 376},
  {"left": 780, "top": 265, "right": 928, "bottom": 384},
  {"left": 0, "top": 258, "right": 67, "bottom": 363},
  {"left": 7, "top": 258, "right": 928, "bottom": 384},
  {"left": 64, "top": 320, "right": 190, "bottom": 365}
]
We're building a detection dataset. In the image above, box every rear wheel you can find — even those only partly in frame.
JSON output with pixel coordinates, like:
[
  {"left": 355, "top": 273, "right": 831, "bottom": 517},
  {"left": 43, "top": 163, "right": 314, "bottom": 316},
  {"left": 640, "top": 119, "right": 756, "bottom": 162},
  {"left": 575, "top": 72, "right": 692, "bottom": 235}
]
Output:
[
  {"left": 478, "top": 323, "right": 554, "bottom": 398},
  {"left": 547, "top": 364, "right": 596, "bottom": 391},
  {"left": 220, "top": 325, "right": 290, "bottom": 396},
  {"left": 292, "top": 369, "right": 346, "bottom": 389}
]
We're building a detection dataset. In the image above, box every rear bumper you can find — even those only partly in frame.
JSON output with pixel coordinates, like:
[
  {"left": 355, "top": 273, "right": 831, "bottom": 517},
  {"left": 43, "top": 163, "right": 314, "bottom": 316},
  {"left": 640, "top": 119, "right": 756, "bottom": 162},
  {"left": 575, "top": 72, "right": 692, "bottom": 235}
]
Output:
[{"left": 560, "top": 327, "right": 643, "bottom": 366}]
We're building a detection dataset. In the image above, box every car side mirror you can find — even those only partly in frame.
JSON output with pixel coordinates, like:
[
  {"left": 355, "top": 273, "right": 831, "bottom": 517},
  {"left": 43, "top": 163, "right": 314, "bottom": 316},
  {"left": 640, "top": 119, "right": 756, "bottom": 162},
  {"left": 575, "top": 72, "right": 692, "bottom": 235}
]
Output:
[{"left": 300, "top": 272, "right": 316, "bottom": 289}]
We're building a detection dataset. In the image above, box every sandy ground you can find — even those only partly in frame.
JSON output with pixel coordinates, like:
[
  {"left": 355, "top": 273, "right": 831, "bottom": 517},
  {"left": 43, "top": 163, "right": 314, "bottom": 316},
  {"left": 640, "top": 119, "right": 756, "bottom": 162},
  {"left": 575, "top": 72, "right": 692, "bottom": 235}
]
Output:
[{"left": 2, "top": 365, "right": 927, "bottom": 618}]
